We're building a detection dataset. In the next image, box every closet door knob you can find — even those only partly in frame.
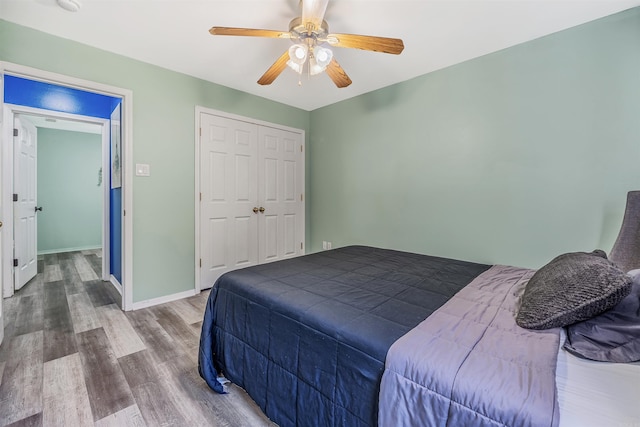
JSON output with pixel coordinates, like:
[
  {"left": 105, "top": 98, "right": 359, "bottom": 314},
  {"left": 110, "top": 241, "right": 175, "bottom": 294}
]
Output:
[
  {"left": 253, "top": 207, "right": 259, "bottom": 214},
  {"left": 259, "top": 207, "right": 265, "bottom": 213}
]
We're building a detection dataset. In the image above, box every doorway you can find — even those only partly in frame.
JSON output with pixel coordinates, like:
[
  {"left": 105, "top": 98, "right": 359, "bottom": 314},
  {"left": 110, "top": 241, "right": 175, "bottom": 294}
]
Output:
[
  {"left": 5, "top": 106, "right": 110, "bottom": 290},
  {"left": 0, "top": 62, "right": 134, "bottom": 311},
  {"left": 24, "top": 113, "right": 106, "bottom": 281}
]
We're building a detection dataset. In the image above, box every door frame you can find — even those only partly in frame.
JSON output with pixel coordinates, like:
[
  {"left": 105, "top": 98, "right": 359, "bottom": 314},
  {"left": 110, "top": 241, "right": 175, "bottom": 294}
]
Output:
[
  {"left": 5, "top": 105, "right": 110, "bottom": 284},
  {"left": 194, "top": 106, "right": 306, "bottom": 293},
  {"left": 0, "top": 62, "right": 135, "bottom": 311}
]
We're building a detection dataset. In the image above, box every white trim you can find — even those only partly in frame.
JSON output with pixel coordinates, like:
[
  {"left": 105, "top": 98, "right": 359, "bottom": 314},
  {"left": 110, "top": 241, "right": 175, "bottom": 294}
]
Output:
[
  {"left": 0, "top": 62, "right": 134, "bottom": 311},
  {"left": 101, "top": 113, "right": 110, "bottom": 282},
  {"left": 1, "top": 104, "right": 15, "bottom": 299},
  {"left": 122, "top": 82, "right": 134, "bottom": 312},
  {"left": 131, "top": 289, "right": 197, "bottom": 311},
  {"left": 38, "top": 245, "right": 102, "bottom": 255},
  {"left": 110, "top": 274, "right": 123, "bottom": 294},
  {"left": 196, "top": 106, "right": 307, "bottom": 135},
  {"left": 193, "top": 106, "right": 306, "bottom": 293},
  {"left": 194, "top": 107, "right": 201, "bottom": 293}
]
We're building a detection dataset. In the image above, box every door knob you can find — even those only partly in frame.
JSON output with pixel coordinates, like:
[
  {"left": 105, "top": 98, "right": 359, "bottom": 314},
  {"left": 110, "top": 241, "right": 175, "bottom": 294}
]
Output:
[
  {"left": 259, "top": 207, "right": 265, "bottom": 213},
  {"left": 0, "top": 221, "right": 3, "bottom": 228},
  {"left": 253, "top": 207, "right": 259, "bottom": 214},
  {"left": 35, "top": 206, "right": 43, "bottom": 212}
]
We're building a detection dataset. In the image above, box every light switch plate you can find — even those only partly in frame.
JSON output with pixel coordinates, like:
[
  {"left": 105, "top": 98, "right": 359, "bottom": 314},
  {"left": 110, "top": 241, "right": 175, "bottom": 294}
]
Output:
[{"left": 136, "top": 163, "right": 150, "bottom": 177}]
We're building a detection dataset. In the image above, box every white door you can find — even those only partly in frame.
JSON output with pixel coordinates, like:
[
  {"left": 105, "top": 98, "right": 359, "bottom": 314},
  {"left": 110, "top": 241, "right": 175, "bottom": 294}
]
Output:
[
  {"left": 13, "top": 116, "right": 38, "bottom": 290},
  {"left": 258, "top": 126, "right": 304, "bottom": 263},
  {"left": 200, "top": 113, "right": 259, "bottom": 289}
]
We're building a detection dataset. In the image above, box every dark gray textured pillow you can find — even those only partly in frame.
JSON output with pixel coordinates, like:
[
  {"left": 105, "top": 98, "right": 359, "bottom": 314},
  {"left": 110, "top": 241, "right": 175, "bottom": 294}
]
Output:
[
  {"left": 563, "top": 269, "right": 640, "bottom": 362},
  {"left": 516, "top": 250, "right": 633, "bottom": 330}
]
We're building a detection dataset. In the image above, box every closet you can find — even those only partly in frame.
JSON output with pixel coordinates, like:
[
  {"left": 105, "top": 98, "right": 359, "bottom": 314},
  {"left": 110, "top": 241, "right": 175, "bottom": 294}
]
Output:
[{"left": 197, "top": 110, "right": 305, "bottom": 290}]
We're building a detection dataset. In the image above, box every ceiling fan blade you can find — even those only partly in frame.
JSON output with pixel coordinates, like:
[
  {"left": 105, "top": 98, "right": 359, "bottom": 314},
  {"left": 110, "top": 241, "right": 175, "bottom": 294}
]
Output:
[
  {"left": 325, "top": 58, "right": 352, "bottom": 88},
  {"left": 257, "top": 50, "right": 291, "bottom": 85},
  {"left": 327, "top": 33, "right": 404, "bottom": 55},
  {"left": 209, "top": 27, "right": 289, "bottom": 39},
  {"left": 301, "top": 0, "right": 329, "bottom": 30}
]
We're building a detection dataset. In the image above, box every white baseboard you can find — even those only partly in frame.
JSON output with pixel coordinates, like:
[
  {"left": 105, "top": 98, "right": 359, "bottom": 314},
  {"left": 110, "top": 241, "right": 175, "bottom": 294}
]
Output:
[
  {"left": 131, "top": 289, "right": 198, "bottom": 311},
  {"left": 38, "top": 245, "right": 101, "bottom": 255}
]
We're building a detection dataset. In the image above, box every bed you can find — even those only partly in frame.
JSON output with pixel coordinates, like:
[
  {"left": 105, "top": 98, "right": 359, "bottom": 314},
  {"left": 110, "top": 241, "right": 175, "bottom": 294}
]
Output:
[{"left": 198, "top": 245, "right": 640, "bottom": 427}]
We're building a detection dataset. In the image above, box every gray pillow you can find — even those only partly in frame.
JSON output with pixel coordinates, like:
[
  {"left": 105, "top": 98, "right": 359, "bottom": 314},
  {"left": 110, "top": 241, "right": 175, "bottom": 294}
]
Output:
[
  {"left": 563, "top": 269, "right": 640, "bottom": 362},
  {"left": 516, "top": 250, "right": 633, "bottom": 330}
]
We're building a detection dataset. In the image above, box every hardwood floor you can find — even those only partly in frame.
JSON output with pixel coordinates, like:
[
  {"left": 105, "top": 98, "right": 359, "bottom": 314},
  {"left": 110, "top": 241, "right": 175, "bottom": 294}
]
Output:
[{"left": 0, "top": 250, "right": 276, "bottom": 427}]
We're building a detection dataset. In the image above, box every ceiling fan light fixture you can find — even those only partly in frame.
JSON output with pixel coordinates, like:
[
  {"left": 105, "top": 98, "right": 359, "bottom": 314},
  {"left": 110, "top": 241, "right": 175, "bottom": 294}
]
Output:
[
  {"left": 286, "top": 60, "right": 304, "bottom": 74},
  {"left": 308, "top": 58, "right": 324, "bottom": 76},
  {"left": 313, "top": 46, "right": 333, "bottom": 69},
  {"left": 288, "top": 44, "right": 308, "bottom": 65}
]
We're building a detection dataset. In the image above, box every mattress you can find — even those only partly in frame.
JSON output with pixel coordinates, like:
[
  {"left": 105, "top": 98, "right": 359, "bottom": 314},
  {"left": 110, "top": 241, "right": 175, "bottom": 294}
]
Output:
[{"left": 556, "top": 329, "right": 640, "bottom": 426}]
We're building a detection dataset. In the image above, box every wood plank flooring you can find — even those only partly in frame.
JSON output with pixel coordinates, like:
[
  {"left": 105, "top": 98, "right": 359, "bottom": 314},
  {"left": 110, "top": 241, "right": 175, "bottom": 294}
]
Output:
[{"left": 0, "top": 250, "right": 276, "bottom": 427}]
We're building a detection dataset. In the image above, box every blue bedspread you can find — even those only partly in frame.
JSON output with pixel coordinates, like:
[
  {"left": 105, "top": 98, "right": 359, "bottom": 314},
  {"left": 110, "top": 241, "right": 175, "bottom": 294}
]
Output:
[{"left": 198, "top": 246, "right": 490, "bottom": 426}]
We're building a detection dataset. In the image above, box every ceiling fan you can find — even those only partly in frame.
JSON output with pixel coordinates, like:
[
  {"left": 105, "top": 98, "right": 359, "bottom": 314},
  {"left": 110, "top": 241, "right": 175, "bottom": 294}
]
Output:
[{"left": 209, "top": 0, "right": 404, "bottom": 88}]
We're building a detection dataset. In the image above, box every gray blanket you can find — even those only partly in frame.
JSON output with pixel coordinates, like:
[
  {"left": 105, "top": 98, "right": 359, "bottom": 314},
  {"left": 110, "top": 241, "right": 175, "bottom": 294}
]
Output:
[{"left": 379, "top": 265, "right": 561, "bottom": 427}]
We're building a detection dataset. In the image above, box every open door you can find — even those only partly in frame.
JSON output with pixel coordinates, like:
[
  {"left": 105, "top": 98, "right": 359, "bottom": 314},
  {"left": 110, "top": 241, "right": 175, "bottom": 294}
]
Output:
[{"left": 13, "top": 115, "right": 38, "bottom": 290}]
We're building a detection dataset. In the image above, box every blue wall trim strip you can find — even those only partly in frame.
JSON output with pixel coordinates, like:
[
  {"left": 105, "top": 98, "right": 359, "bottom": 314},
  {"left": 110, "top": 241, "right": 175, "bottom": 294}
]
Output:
[{"left": 4, "top": 74, "right": 116, "bottom": 119}]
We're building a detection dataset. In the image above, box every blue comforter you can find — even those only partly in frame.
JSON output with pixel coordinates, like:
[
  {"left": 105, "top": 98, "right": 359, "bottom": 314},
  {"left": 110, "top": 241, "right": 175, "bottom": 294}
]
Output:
[{"left": 198, "top": 246, "right": 490, "bottom": 426}]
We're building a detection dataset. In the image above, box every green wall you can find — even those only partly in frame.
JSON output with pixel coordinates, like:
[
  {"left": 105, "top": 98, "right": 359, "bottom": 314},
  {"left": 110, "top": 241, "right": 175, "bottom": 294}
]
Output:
[
  {"left": 3, "top": 6, "right": 640, "bottom": 303},
  {"left": 310, "top": 8, "right": 640, "bottom": 269},
  {"left": 0, "top": 19, "right": 311, "bottom": 303},
  {"left": 37, "top": 128, "right": 102, "bottom": 254}
]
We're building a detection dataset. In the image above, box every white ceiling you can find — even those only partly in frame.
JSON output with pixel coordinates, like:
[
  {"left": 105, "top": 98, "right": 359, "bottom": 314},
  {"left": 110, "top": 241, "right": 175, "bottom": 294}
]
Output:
[{"left": 2, "top": 0, "right": 639, "bottom": 111}]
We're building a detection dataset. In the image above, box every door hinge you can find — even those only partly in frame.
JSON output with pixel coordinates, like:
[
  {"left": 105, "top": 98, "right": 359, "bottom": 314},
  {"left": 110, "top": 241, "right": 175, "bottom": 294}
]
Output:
[
  {"left": 199, "top": 192, "right": 202, "bottom": 202},
  {"left": 199, "top": 128, "right": 202, "bottom": 137},
  {"left": 300, "top": 145, "right": 303, "bottom": 152},
  {"left": 199, "top": 258, "right": 202, "bottom": 268},
  {"left": 300, "top": 194, "right": 303, "bottom": 202},
  {"left": 13, "top": 128, "right": 18, "bottom": 137},
  {"left": 300, "top": 242, "right": 303, "bottom": 250},
  {"left": 13, "top": 193, "right": 18, "bottom": 202},
  {"left": 13, "top": 259, "right": 18, "bottom": 267},
  {"left": 123, "top": 210, "right": 126, "bottom": 216}
]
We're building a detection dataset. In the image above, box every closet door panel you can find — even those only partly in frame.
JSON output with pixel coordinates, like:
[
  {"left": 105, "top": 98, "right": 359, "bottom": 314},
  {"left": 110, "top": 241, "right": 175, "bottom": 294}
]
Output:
[
  {"left": 257, "top": 127, "right": 303, "bottom": 263},
  {"left": 200, "top": 114, "right": 258, "bottom": 289}
]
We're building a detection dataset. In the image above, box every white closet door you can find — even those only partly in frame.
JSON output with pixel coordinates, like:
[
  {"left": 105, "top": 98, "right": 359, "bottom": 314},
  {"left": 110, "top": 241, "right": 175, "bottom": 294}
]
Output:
[
  {"left": 200, "top": 113, "right": 258, "bottom": 289},
  {"left": 257, "top": 126, "right": 303, "bottom": 264}
]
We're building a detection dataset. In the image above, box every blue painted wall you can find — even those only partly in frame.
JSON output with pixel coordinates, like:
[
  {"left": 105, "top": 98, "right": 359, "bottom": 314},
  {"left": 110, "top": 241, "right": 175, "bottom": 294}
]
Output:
[
  {"left": 4, "top": 74, "right": 122, "bottom": 279},
  {"left": 4, "top": 75, "right": 114, "bottom": 118}
]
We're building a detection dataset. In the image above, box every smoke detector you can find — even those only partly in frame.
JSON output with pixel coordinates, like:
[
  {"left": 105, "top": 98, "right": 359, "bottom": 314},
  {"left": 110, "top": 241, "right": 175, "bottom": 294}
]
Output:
[{"left": 57, "top": 0, "right": 81, "bottom": 12}]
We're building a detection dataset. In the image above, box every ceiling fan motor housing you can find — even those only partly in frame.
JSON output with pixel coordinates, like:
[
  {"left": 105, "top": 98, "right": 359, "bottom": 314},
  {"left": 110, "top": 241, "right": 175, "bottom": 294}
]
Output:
[{"left": 289, "top": 17, "right": 330, "bottom": 44}]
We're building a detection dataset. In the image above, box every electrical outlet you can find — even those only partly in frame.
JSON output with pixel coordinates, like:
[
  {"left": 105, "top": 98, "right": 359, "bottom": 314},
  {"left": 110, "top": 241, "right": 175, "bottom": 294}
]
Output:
[
  {"left": 327, "top": 242, "right": 332, "bottom": 250},
  {"left": 322, "top": 241, "right": 327, "bottom": 250}
]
